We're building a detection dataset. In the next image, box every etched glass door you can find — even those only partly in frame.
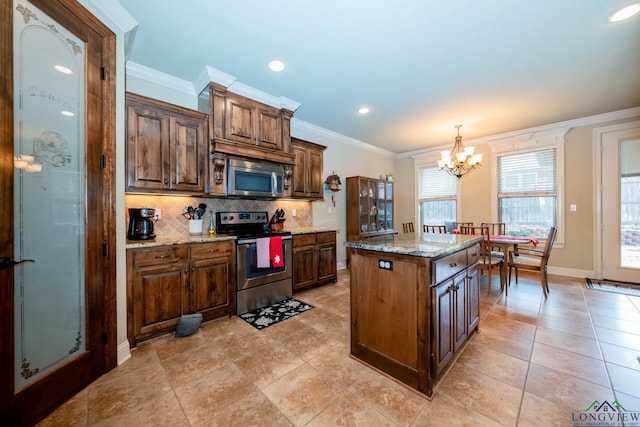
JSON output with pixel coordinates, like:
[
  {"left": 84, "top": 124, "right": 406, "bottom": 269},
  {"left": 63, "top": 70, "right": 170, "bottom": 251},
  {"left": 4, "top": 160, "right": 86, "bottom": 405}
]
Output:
[{"left": 13, "top": 0, "right": 85, "bottom": 391}]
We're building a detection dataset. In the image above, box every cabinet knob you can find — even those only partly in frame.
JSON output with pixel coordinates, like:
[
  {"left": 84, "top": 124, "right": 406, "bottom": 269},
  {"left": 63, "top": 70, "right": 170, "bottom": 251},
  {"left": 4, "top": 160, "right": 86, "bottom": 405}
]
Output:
[
  {"left": 164, "top": 179, "right": 168, "bottom": 184},
  {"left": 154, "top": 255, "right": 168, "bottom": 259},
  {"left": 192, "top": 267, "right": 195, "bottom": 272},
  {"left": 449, "top": 262, "right": 457, "bottom": 268}
]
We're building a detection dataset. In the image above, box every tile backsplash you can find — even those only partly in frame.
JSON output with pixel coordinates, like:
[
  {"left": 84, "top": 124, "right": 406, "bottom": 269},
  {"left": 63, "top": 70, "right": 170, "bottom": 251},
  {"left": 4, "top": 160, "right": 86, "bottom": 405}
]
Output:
[{"left": 125, "top": 195, "right": 313, "bottom": 237}]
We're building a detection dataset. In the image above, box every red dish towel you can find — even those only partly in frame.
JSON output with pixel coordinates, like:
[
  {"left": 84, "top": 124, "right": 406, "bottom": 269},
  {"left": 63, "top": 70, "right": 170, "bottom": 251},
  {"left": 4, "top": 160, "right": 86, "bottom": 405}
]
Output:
[
  {"left": 269, "top": 236, "right": 284, "bottom": 267},
  {"left": 256, "top": 237, "right": 271, "bottom": 268}
]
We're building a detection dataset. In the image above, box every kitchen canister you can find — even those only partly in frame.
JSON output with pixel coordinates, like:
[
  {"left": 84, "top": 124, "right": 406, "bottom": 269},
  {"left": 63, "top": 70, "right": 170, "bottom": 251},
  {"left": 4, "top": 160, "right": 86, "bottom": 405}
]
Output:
[{"left": 188, "top": 219, "right": 203, "bottom": 235}]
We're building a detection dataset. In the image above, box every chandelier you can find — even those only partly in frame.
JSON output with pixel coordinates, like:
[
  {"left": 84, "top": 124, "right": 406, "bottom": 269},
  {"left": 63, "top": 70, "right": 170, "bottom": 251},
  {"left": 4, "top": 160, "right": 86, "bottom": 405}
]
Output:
[{"left": 438, "top": 125, "right": 482, "bottom": 178}]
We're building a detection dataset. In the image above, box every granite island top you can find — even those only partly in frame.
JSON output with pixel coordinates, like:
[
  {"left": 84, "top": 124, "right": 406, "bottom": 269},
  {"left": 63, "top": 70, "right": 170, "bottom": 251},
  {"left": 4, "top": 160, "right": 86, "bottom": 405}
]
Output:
[{"left": 345, "top": 233, "right": 482, "bottom": 259}]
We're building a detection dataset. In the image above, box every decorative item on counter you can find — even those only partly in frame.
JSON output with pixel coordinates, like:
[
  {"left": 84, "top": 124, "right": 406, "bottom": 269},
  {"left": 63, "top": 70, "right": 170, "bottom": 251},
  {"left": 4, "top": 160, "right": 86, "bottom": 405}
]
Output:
[
  {"left": 324, "top": 171, "right": 342, "bottom": 207},
  {"left": 208, "top": 210, "right": 215, "bottom": 235},
  {"left": 269, "top": 208, "right": 286, "bottom": 231}
]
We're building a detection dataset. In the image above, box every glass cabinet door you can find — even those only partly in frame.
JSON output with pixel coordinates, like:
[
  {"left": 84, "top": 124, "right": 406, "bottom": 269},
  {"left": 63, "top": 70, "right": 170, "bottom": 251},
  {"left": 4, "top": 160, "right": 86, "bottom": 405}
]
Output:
[
  {"left": 385, "top": 181, "right": 394, "bottom": 231},
  {"left": 358, "top": 177, "right": 369, "bottom": 233}
]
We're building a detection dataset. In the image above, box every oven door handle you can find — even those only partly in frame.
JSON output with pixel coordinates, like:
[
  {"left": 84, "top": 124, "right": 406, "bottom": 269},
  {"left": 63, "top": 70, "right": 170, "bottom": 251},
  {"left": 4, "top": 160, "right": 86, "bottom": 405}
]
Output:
[{"left": 237, "top": 235, "right": 292, "bottom": 245}]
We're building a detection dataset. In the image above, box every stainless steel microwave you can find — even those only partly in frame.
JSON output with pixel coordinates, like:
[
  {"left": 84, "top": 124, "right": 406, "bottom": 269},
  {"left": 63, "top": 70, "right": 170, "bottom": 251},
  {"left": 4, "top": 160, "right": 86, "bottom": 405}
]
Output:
[{"left": 227, "top": 158, "right": 284, "bottom": 198}]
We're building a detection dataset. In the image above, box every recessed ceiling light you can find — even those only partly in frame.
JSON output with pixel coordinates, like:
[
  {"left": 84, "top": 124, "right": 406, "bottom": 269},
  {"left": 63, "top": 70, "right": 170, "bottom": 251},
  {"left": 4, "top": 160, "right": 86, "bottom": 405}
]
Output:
[
  {"left": 357, "top": 107, "right": 370, "bottom": 115},
  {"left": 609, "top": 3, "right": 640, "bottom": 22},
  {"left": 268, "top": 60, "right": 285, "bottom": 72},
  {"left": 54, "top": 65, "right": 73, "bottom": 74}
]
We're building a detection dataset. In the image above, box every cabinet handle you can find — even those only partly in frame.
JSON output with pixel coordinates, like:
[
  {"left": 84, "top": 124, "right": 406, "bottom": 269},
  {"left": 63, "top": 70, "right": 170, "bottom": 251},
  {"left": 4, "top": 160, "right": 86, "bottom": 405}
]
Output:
[
  {"left": 164, "top": 179, "right": 168, "bottom": 184},
  {"left": 184, "top": 269, "right": 188, "bottom": 273},
  {"left": 455, "top": 284, "right": 460, "bottom": 291},
  {"left": 449, "top": 262, "right": 457, "bottom": 268},
  {"left": 192, "top": 267, "right": 195, "bottom": 272},
  {"left": 207, "top": 249, "right": 218, "bottom": 253},
  {"left": 154, "top": 255, "right": 169, "bottom": 259}
]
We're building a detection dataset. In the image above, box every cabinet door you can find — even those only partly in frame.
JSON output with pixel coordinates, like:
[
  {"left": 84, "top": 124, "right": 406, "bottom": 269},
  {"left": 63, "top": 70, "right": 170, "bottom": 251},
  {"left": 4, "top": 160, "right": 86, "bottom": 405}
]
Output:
[
  {"left": 170, "top": 113, "right": 206, "bottom": 192},
  {"left": 190, "top": 257, "right": 233, "bottom": 317},
  {"left": 225, "top": 98, "right": 254, "bottom": 145},
  {"left": 292, "top": 144, "right": 307, "bottom": 197},
  {"left": 317, "top": 243, "right": 336, "bottom": 284},
  {"left": 433, "top": 280, "right": 453, "bottom": 375},
  {"left": 126, "top": 102, "right": 170, "bottom": 191},
  {"left": 254, "top": 106, "right": 282, "bottom": 150},
  {"left": 133, "top": 263, "right": 188, "bottom": 339},
  {"left": 466, "top": 265, "right": 480, "bottom": 333},
  {"left": 307, "top": 148, "right": 324, "bottom": 198},
  {"left": 452, "top": 272, "right": 468, "bottom": 352},
  {"left": 293, "top": 246, "right": 316, "bottom": 290}
]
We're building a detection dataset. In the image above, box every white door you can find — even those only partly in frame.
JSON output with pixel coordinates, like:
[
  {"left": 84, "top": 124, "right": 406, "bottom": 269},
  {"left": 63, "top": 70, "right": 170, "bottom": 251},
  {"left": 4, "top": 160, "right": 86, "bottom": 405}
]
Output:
[{"left": 599, "top": 123, "right": 640, "bottom": 282}]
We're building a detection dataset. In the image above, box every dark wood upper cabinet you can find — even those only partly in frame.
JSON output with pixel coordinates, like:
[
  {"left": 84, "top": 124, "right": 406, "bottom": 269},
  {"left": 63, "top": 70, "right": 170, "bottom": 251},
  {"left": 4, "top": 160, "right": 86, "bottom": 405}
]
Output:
[
  {"left": 291, "top": 138, "right": 325, "bottom": 200},
  {"left": 126, "top": 92, "right": 207, "bottom": 194}
]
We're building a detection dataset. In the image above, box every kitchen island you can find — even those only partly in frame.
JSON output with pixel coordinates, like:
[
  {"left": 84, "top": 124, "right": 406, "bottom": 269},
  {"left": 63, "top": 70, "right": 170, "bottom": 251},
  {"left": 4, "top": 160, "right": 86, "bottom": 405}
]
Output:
[{"left": 345, "top": 232, "right": 482, "bottom": 397}]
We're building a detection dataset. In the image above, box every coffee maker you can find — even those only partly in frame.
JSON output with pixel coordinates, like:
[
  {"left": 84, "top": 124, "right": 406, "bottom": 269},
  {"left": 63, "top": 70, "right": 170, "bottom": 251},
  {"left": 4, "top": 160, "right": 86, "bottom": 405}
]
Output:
[{"left": 128, "top": 208, "right": 156, "bottom": 240}]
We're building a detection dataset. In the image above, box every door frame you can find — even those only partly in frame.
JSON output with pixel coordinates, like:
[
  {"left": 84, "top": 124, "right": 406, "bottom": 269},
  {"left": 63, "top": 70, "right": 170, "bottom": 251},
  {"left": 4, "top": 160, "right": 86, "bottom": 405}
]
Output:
[
  {"left": 0, "top": 0, "right": 117, "bottom": 424},
  {"left": 593, "top": 120, "right": 640, "bottom": 280}
]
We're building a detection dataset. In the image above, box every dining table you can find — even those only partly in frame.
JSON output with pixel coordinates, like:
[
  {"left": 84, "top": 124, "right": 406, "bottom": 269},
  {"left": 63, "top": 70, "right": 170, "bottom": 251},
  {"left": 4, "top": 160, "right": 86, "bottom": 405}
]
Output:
[{"left": 486, "top": 235, "right": 539, "bottom": 295}]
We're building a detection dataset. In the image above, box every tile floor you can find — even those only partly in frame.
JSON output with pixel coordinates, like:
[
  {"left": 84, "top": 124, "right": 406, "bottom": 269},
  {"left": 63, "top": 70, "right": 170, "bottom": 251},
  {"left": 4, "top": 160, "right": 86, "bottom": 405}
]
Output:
[{"left": 40, "top": 269, "right": 640, "bottom": 426}]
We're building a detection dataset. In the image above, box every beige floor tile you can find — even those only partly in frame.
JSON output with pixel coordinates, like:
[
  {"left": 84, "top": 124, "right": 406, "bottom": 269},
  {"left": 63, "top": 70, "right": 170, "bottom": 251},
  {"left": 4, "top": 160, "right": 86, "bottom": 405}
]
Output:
[
  {"left": 345, "top": 365, "right": 427, "bottom": 427},
  {"left": 161, "top": 343, "right": 231, "bottom": 384},
  {"left": 149, "top": 330, "right": 208, "bottom": 361},
  {"left": 173, "top": 363, "right": 257, "bottom": 426},
  {"left": 517, "top": 391, "right": 573, "bottom": 427},
  {"left": 307, "top": 391, "right": 398, "bottom": 427},
  {"left": 488, "top": 304, "right": 539, "bottom": 325},
  {"left": 534, "top": 326, "right": 602, "bottom": 359},
  {"left": 37, "top": 389, "right": 88, "bottom": 427},
  {"left": 536, "top": 315, "right": 597, "bottom": 339},
  {"left": 600, "top": 342, "right": 640, "bottom": 371},
  {"left": 479, "top": 313, "right": 537, "bottom": 342},
  {"left": 437, "top": 363, "right": 522, "bottom": 426},
  {"left": 530, "top": 342, "right": 609, "bottom": 387},
  {"left": 202, "top": 391, "right": 294, "bottom": 427},
  {"left": 588, "top": 303, "right": 640, "bottom": 321},
  {"left": 525, "top": 363, "right": 614, "bottom": 410},
  {"left": 411, "top": 392, "right": 503, "bottom": 426},
  {"left": 234, "top": 342, "right": 305, "bottom": 389},
  {"left": 538, "top": 305, "right": 592, "bottom": 324},
  {"left": 262, "top": 364, "right": 345, "bottom": 427},
  {"left": 607, "top": 362, "right": 640, "bottom": 398},
  {"left": 473, "top": 327, "right": 534, "bottom": 361},
  {"left": 595, "top": 326, "right": 640, "bottom": 351},
  {"left": 90, "top": 389, "right": 189, "bottom": 427},
  {"left": 274, "top": 322, "right": 339, "bottom": 362},
  {"left": 455, "top": 340, "right": 530, "bottom": 388},
  {"left": 590, "top": 314, "right": 640, "bottom": 335}
]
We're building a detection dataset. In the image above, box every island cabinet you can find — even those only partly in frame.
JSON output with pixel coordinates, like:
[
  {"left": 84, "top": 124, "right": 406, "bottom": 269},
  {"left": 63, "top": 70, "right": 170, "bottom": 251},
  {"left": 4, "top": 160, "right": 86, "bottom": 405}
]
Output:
[
  {"left": 291, "top": 138, "right": 325, "bottom": 200},
  {"left": 347, "top": 235, "right": 480, "bottom": 397},
  {"left": 292, "top": 231, "right": 337, "bottom": 291},
  {"left": 127, "top": 240, "right": 235, "bottom": 346},
  {"left": 125, "top": 92, "right": 208, "bottom": 194}
]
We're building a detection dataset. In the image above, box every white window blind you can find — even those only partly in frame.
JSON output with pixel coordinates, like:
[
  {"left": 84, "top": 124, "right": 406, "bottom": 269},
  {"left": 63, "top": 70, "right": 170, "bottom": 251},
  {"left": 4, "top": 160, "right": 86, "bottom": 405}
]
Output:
[
  {"left": 498, "top": 148, "right": 556, "bottom": 194},
  {"left": 419, "top": 167, "right": 456, "bottom": 199}
]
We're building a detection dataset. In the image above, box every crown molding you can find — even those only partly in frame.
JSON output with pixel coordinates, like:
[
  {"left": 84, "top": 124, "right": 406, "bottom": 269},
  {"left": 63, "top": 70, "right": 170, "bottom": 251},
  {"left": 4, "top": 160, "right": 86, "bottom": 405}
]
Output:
[
  {"left": 126, "top": 61, "right": 196, "bottom": 95},
  {"left": 398, "top": 106, "right": 640, "bottom": 159},
  {"left": 291, "top": 119, "right": 396, "bottom": 158},
  {"left": 195, "top": 65, "right": 301, "bottom": 112}
]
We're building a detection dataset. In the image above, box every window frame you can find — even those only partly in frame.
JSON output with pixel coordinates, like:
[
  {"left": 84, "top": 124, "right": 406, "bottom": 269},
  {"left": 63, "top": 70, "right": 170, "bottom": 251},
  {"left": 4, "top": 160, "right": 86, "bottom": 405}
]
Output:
[{"left": 491, "top": 131, "right": 566, "bottom": 245}]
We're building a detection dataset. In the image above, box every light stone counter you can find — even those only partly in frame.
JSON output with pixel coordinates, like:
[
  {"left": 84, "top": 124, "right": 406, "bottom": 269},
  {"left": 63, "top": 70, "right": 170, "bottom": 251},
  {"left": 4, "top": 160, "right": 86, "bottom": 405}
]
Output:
[
  {"left": 344, "top": 232, "right": 482, "bottom": 259},
  {"left": 125, "top": 234, "right": 236, "bottom": 249},
  {"left": 287, "top": 226, "right": 339, "bottom": 235}
]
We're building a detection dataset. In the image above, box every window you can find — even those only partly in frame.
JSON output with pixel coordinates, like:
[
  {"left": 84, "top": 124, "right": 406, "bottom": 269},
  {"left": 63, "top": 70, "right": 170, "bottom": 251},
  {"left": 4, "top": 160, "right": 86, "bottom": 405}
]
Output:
[
  {"left": 418, "top": 166, "right": 457, "bottom": 228},
  {"left": 497, "top": 148, "right": 557, "bottom": 239}
]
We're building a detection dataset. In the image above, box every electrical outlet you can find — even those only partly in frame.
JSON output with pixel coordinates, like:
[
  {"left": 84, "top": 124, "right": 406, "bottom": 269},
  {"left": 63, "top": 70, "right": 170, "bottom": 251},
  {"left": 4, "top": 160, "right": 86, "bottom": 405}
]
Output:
[
  {"left": 292, "top": 208, "right": 297, "bottom": 217},
  {"left": 570, "top": 204, "right": 577, "bottom": 212},
  {"left": 155, "top": 208, "right": 161, "bottom": 221}
]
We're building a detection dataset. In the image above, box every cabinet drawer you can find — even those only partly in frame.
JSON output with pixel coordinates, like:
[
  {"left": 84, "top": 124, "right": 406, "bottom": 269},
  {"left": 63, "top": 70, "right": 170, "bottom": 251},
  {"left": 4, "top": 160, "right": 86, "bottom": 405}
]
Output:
[
  {"left": 131, "top": 245, "right": 188, "bottom": 268},
  {"left": 293, "top": 233, "right": 316, "bottom": 247},
  {"left": 316, "top": 232, "right": 336, "bottom": 244},
  {"left": 467, "top": 244, "right": 481, "bottom": 265},
  {"left": 190, "top": 241, "right": 234, "bottom": 260},
  {"left": 434, "top": 250, "right": 468, "bottom": 284}
]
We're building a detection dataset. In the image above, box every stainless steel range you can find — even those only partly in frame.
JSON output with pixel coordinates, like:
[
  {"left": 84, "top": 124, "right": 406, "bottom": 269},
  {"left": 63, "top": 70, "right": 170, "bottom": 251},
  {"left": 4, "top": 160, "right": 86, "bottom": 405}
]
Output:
[{"left": 216, "top": 211, "right": 292, "bottom": 315}]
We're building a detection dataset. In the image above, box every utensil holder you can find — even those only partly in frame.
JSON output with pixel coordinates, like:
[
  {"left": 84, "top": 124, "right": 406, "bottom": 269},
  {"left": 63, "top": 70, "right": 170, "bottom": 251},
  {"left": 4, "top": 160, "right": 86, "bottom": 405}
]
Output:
[{"left": 188, "top": 219, "right": 203, "bottom": 235}]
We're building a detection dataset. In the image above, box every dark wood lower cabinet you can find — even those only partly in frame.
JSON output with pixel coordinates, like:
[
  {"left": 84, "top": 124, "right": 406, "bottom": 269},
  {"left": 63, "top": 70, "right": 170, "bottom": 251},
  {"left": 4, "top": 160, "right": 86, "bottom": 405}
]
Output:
[
  {"left": 127, "top": 240, "right": 235, "bottom": 346},
  {"left": 292, "top": 231, "right": 337, "bottom": 292}
]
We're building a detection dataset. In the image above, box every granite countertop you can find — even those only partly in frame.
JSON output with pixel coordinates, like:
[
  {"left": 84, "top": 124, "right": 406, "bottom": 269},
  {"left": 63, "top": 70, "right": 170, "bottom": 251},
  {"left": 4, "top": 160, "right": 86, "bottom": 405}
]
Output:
[
  {"left": 345, "top": 233, "right": 482, "bottom": 259},
  {"left": 126, "top": 234, "right": 236, "bottom": 249},
  {"left": 287, "top": 226, "right": 339, "bottom": 235}
]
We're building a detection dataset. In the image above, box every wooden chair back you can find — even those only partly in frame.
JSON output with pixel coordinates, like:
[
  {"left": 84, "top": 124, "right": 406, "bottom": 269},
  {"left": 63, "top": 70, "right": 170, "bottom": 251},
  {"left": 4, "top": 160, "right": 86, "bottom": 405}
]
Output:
[
  {"left": 508, "top": 226, "right": 558, "bottom": 298},
  {"left": 423, "top": 225, "right": 446, "bottom": 234},
  {"left": 402, "top": 222, "right": 414, "bottom": 233},
  {"left": 455, "top": 222, "right": 473, "bottom": 230},
  {"left": 481, "top": 222, "right": 506, "bottom": 235},
  {"left": 459, "top": 225, "right": 489, "bottom": 237}
]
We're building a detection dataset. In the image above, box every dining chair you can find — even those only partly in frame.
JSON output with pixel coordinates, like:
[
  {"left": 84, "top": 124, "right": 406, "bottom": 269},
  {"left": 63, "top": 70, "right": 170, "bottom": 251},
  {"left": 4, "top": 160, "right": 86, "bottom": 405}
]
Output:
[
  {"left": 423, "top": 225, "right": 446, "bottom": 234},
  {"left": 481, "top": 222, "right": 506, "bottom": 235},
  {"left": 460, "top": 226, "right": 504, "bottom": 293},
  {"left": 455, "top": 222, "right": 473, "bottom": 231},
  {"left": 507, "top": 226, "right": 558, "bottom": 298},
  {"left": 402, "top": 222, "right": 415, "bottom": 233}
]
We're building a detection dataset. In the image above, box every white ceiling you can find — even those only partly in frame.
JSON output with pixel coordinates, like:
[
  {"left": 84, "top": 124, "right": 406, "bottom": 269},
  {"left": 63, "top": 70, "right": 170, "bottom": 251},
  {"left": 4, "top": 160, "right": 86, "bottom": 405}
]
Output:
[{"left": 116, "top": 0, "right": 640, "bottom": 153}]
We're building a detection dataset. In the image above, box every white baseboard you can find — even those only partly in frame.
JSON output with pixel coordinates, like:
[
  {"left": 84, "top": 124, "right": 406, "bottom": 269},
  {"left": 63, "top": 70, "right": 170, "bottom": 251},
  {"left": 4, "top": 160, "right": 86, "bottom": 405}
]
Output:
[
  {"left": 548, "top": 266, "right": 592, "bottom": 279},
  {"left": 337, "top": 261, "right": 347, "bottom": 271},
  {"left": 117, "top": 339, "right": 132, "bottom": 366}
]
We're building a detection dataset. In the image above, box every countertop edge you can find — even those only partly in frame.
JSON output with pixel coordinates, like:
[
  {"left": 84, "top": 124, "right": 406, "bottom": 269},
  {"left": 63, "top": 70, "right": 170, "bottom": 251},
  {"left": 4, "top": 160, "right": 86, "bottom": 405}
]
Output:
[{"left": 345, "top": 234, "right": 482, "bottom": 259}]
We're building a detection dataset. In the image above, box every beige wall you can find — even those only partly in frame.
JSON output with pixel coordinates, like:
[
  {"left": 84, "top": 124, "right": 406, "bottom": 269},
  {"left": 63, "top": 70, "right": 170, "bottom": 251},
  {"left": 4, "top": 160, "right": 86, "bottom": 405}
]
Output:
[{"left": 395, "top": 114, "right": 640, "bottom": 275}]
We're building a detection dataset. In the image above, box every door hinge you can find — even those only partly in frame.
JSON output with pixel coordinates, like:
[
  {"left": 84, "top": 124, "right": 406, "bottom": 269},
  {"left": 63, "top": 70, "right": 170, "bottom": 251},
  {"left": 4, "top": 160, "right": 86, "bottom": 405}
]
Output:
[
  {"left": 102, "top": 331, "right": 108, "bottom": 344},
  {"left": 100, "top": 67, "right": 106, "bottom": 80},
  {"left": 101, "top": 154, "right": 106, "bottom": 169},
  {"left": 103, "top": 242, "right": 107, "bottom": 256}
]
